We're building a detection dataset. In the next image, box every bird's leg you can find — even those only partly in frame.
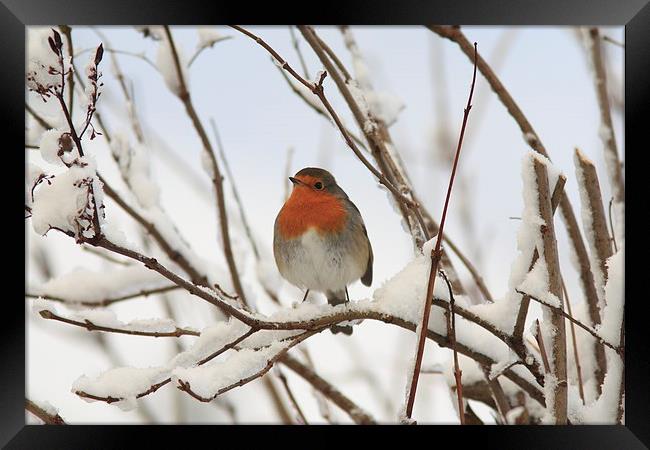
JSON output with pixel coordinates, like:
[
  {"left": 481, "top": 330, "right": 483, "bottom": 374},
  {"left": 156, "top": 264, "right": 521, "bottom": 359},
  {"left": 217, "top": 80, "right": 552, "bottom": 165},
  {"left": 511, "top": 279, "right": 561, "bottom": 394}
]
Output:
[
  {"left": 345, "top": 287, "right": 350, "bottom": 302},
  {"left": 302, "top": 289, "right": 310, "bottom": 302}
]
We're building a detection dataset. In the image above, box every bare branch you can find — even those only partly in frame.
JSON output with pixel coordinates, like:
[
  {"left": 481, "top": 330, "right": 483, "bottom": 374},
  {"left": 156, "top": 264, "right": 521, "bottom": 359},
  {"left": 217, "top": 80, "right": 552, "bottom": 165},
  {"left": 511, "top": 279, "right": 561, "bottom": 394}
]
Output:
[
  {"left": 26, "top": 284, "right": 180, "bottom": 308},
  {"left": 275, "top": 366, "right": 309, "bottom": 424},
  {"left": 562, "top": 277, "right": 585, "bottom": 405},
  {"left": 37, "top": 309, "right": 199, "bottom": 338},
  {"left": 280, "top": 353, "right": 376, "bottom": 424},
  {"left": 405, "top": 42, "right": 478, "bottom": 420}
]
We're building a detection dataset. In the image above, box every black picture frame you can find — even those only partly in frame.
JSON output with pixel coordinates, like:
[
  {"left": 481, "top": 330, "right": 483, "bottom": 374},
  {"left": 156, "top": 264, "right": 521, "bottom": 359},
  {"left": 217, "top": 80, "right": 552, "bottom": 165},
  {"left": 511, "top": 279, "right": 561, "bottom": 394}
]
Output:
[{"left": 6, "top": 0, "right": 648, "bottom": 447}]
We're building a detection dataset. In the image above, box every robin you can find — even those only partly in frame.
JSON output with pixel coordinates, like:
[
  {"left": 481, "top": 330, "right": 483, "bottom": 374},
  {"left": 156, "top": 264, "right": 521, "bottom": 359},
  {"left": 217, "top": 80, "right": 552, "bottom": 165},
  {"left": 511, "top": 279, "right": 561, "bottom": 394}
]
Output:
[{"left": 274, "top": 167, "right": 373, "bottom": 335}]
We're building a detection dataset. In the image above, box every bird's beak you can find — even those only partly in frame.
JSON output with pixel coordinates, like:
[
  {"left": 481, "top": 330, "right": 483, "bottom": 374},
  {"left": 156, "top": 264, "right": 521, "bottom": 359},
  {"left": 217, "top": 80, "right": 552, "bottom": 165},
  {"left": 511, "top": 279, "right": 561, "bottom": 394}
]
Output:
[{"left": 289, "top": 177, "right": 301, "bottom": 186}]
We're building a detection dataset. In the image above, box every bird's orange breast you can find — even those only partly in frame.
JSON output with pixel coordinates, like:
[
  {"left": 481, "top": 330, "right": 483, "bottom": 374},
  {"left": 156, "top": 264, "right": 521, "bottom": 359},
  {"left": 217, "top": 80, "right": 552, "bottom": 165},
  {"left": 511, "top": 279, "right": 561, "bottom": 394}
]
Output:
[{"left": 277, "top": 188, "right": 347, "bottom": 239}]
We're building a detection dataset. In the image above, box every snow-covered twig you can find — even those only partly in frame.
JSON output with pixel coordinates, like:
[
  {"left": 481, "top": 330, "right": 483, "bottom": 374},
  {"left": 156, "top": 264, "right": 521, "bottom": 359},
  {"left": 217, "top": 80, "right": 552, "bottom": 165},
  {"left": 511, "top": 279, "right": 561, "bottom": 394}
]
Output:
[
  {"left": 530, "top": 157, "right": 567, "bottom": 424},
  {"left": 25, "top": 399, "right": 66, "bottom": 425},
  {"left": 513, "top": 174, "right": 566, "bottom": 339},
  {"left": 583, "top": 28, "right": 625, "bottom": 212},
  {"left": 574, "top": 148, "right": 614, "bottom": 303},
  {"left": 404, "top": 42, "right": 478, "bottom": 421}
]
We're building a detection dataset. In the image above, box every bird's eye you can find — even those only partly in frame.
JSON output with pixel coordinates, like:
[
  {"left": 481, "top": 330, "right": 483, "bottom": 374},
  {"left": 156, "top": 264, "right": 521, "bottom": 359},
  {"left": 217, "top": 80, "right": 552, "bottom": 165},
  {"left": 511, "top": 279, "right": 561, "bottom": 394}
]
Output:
[{"left": 314, "top": 182, "right": 323, "bottom": 190}]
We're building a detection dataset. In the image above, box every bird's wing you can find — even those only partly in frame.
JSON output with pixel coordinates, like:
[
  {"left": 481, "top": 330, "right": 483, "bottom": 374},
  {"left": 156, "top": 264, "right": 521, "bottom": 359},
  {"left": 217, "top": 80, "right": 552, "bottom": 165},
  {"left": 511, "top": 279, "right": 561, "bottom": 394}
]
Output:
[{"left": 346, "top": 199, "right": 373, "bottom": 287}]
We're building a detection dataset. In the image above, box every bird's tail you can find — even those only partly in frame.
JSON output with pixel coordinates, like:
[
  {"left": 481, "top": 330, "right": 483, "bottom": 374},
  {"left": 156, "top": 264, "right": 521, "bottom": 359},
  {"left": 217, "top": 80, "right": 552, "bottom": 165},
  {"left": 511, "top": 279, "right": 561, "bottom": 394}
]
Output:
[{"left": 326, "top": 289, "right": 353, "bottom": 335}]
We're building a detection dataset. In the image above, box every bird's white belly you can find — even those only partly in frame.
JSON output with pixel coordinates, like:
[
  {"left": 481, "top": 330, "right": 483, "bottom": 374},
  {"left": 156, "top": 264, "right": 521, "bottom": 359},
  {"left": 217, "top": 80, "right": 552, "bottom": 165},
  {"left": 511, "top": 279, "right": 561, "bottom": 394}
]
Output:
[{"left": 281, "top": 228, "right": 363, "bottom": 293}]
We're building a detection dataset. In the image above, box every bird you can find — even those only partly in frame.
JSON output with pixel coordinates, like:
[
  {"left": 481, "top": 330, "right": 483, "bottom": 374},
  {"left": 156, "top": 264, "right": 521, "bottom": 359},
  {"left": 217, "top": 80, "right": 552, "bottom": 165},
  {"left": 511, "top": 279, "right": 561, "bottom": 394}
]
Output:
[{"left": 274, "top": 167, "right": 373, "bottom": 335}]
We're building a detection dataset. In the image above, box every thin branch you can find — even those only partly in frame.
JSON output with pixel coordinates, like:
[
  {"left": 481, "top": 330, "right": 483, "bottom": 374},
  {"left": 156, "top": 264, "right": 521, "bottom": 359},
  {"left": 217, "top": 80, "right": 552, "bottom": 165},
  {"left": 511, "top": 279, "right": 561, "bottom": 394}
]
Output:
[
  {"left": 209, "top": 118, "right": 260, "bottom": 260},
  {"left": 586, "top": 28, "right": 625, "bottom": 205},
  {"left": 25, "top": 399, "right": 66, "bottom": 425},
  {"left": 441, "top": 270, "right": 465, "bottom": 424},
  {"left": 164, "top": 25, "right": 247, "bottom": 306},
  {"left": 37, "top": 309, "right": 199, "bottom": 338},
  {"left": 75, "top": 46, "right": 157, "bottom": 70},
  {"left": 58, "top": 25, "right": 74, "bottom": 118},
  {"left": 562, "top": 277, "right": 585, "bottom": 405},
  {"left": 608, "top": 197, "right": 618, "bottom": 252},
  {"left": 275, "top": 366, "right": 309, "bottom": 424},
  {"left": 280, "top": 353, "right": 376, "bottom": 425},
  {"left": 405, "top": 42, "right": 478, "bottom": 420},
  {"left": 480, "top": 365, "right": 510, "bottom": 424},
  {"left": 26, "top": 102, "right": 53, "bottom": 130},
  {"left": 534, "top": 320, "right": 551, "bottom": 374},
  {"left": 518, "top": 290, "right": 622, "bottom": 355},
  {"left": 26, "top": 285, "right": 179, "bottom": 308},
  {"left": 288, "top": 26, "right": 310, "bottom": 79},
  {"left": 602, "top": 35, "right": 624, "bottom": 48},
  {"left": 188, "top": 36, "right": 232, "bottom": 67}
]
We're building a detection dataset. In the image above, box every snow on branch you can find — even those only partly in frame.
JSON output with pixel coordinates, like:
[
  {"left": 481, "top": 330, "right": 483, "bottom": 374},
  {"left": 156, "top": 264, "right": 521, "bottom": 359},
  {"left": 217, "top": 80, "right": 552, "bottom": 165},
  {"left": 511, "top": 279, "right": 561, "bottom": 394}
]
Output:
[{"left": 32, "top": 298, "right": 199, "bottom": 338}]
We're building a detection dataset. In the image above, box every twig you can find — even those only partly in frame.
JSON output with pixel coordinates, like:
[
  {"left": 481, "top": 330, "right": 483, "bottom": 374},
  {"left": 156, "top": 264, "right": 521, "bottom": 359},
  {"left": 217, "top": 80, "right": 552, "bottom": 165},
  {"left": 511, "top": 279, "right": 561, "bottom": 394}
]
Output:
[
  {"left": 280, "top": 353, "right": 376, "bottom": 424},
  {"left": 164, "top": 25, "right": 247, "bottom": 306},
  {"left": 608, "top": 197, "right": 618, "bottom": 252},
  {"left": 26, "top": 285, "right": 180, "bottom": 308},
  {"left": 26, "top": 102, "right": 53, "bottom": 130},
  {"left": 75, "top": 46, "right": 157, "bottom": 70},
  {"left": 209, "top": 118, "right": 260, "bottom": 260},
  {"left": 188, "top": 36, "right": 232, "bottom": 67},
  {"left": 602, "top": 35, "right": 624, "bottom": 48},
  {"left": 81, "top": 245, "right": 133, "bottom": 266},
  {"left": 58, "top": 25, "right": 74, "bottom": 118},
  {"left": 289, "top": 26, "right": 310, "bottom": 79},
  {"left": 37, "top": 309, "right": 199, "bottom": 338},
  {"left": 441, "top": 270, "right": 465, "bottom": 424},
  {"left": 586, "top": 28, "right": 625, "bottom": 206},
  {"left": 517, "top": 290, "right": 621, "bottom": 355},
  {"left": 562, "top": 277, "right": 585, "bottom": 405},
  {"left": 275, "top": 366, "right": 309, "bottom": 424},
  {"left": 480, "top": 365, "right": 510, "bottom": 424},
  {"left": 534, "top": 320, "right": 551, "bottom": 374},
  {"left": 25, "top": 399, "right": 66, "bottom": 425},
  {"left": 404, "top": 42, "right": 478, "bottom": 420}
]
